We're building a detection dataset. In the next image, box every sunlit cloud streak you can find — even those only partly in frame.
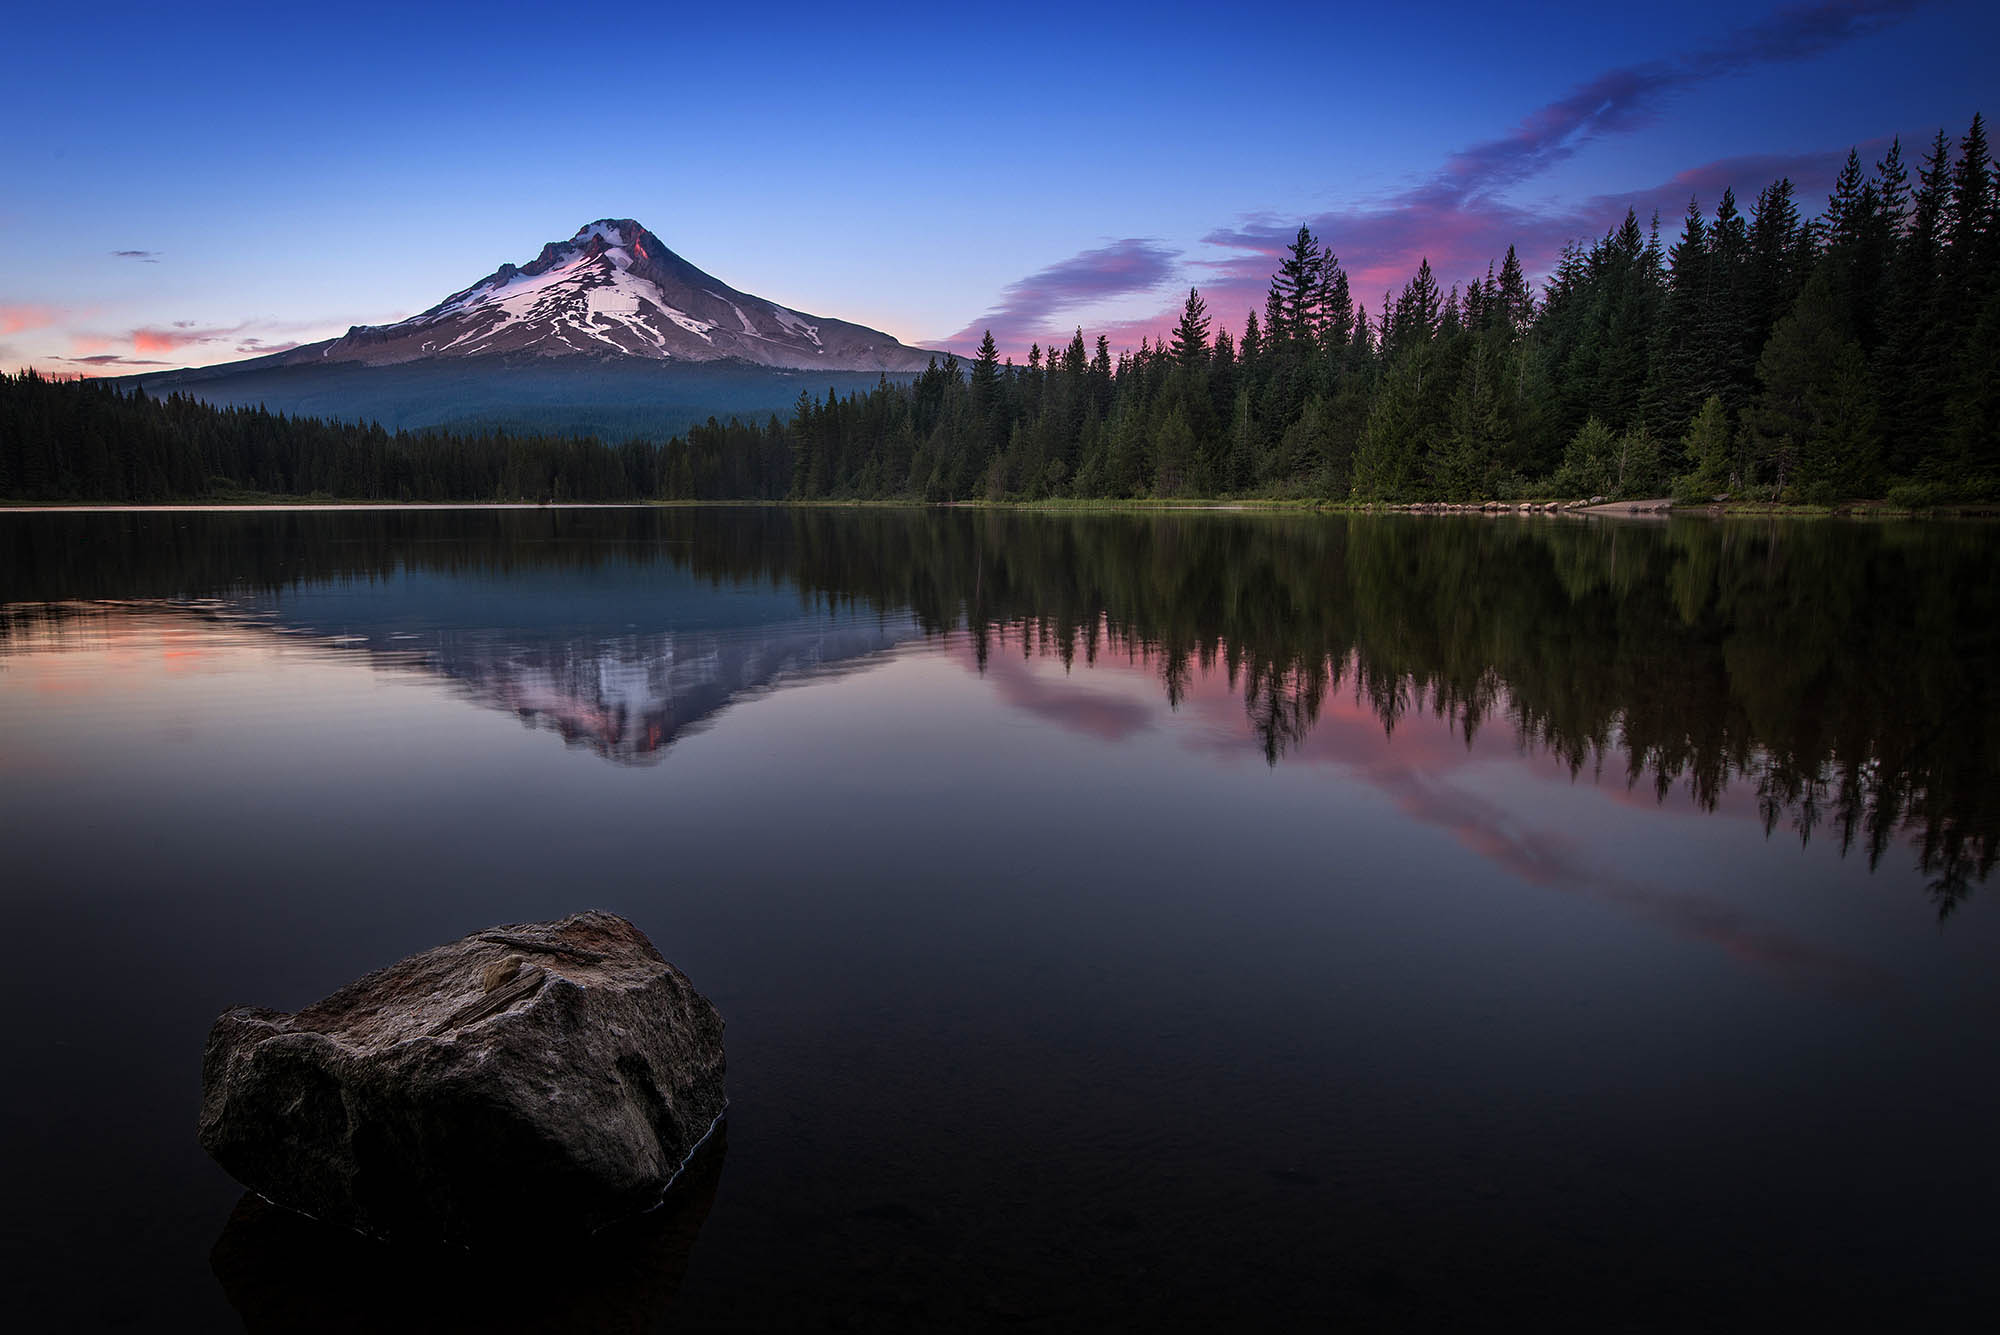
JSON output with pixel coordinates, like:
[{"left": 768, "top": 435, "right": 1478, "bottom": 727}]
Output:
[{"left": 129, "top": 324, "right": 255, "bottom": 354}]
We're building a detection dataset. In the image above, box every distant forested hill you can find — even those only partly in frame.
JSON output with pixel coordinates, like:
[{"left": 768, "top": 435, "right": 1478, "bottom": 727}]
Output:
[
  {"left": 0, "top": 372, "right": 680, "bottom": 502},
  {"left": 127, "top": 356, "right": 917, "bottom": 444}
]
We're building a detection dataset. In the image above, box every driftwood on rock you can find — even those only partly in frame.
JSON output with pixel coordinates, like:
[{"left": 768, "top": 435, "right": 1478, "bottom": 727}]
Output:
[{"left": 198, "top": 911, "right": 725, "bottom": 1248}]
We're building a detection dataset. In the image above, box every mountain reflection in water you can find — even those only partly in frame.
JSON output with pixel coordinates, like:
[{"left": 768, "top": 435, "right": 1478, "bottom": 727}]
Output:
[
  {"left": 5, "top": 505, "right": 1991, "bottom": 913},
  {"left": 217, "top": 585, "right": 920, "bottom": 765}
]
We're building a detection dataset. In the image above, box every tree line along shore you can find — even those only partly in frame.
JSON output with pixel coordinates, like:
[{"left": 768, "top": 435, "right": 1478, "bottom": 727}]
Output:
[{"left": 3, "top": 116, "right": 1994, "bottom": 510}]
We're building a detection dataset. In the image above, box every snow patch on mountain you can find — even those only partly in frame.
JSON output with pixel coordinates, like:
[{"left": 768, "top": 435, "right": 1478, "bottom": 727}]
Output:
[{"left": 773, "top": 308, "right": 822, "bottom": 347}]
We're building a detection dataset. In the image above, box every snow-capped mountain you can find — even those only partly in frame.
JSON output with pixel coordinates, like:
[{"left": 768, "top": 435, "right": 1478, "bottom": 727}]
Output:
[{"left": 277, "top": 218, "right": 936, "bottom": 372}]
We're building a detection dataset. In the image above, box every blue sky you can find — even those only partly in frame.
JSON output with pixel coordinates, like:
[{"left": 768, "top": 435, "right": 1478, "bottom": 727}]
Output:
[{"left": 1, "top": 1, "right": 1992, "bottom": 372}]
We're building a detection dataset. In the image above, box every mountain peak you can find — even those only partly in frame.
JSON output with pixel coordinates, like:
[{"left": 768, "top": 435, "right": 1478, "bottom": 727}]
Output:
[
  {"left": 282, "top": 219, "right": 936, "bottom": 372},
  {"left": 561, "top": 219, "right": 672, "bottom": 270},
  {"left": 572, "top": 218, "right": 648, "bottom": 246}
]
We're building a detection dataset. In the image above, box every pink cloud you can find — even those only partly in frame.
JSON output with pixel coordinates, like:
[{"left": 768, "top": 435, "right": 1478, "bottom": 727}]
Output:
[
  {"left": 1, "top": 304, "right": 59, "bottom": 335},
  {"left": 131, "top": 324, "right": 243, "bottom": 354}
]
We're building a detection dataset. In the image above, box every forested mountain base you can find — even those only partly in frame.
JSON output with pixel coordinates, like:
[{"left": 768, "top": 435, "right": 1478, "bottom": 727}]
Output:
[{"left": 3, "top": 117, "right": 1993, "bottom": 507}]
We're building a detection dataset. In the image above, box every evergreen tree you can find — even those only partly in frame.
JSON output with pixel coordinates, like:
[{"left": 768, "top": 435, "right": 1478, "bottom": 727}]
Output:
[
  {"left": 1947, "top": 113, "right": 1993, "bottom": 275},
  {"left": 1441, "top": 335, "right": 1517, "bottom": 497},
  {"left": 1747, "top": 178, "right": 1807, "bottom": 364},
  {"left": 1555, "top": 417, "right": 1617, "bottom": 497},
  {"left": 1645, "top": 196, "right": 1711, "bottom": 435},
  {"left": 1677, "top": 395, "right": 1735, "bottom": 495},
  {"left": 971, "top": 330, "right": 1000, "bottom": 406},
  {"left": 1226, "top": 388, "right": 1260, "bottom": 492},
  {"left": 1496, "top": 245, "right": 1534, "bottom": 334},
  {"left": 1354, "top": 352, "right": 1435, "bottom": 500},
  {"left": 1170, "top": 287, "right": 1212, "bottom": 367},
  {"left": 1387, "top": 259, "right": 1442, "bottom": 354},
  {"left": 1271, "top": 225, "right": 1324, "bottom": 348},
  {"left": 1743, "top": 271, "right": 1880, "bottom": 501},
  {"left": 1312, "top": 245, "right": 1354, "bottom": 347}
]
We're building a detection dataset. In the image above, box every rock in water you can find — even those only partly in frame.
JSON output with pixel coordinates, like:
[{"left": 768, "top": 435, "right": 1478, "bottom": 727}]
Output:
[{"left": 198, "top": 912, "right": 725, "bottom": 1247}]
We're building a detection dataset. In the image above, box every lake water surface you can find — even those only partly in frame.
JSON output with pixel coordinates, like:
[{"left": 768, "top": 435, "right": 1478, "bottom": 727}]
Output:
[{"left": 2, "top": 506, "right": 1995, "bottom": 1330}]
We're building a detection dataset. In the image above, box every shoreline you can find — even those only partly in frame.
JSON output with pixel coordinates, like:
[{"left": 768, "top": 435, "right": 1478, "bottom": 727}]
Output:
[
  {"left": 0, "top": 501, "right": 659, "bottom": 513},
  {"left": 1, "top": 496, "right": 1994, "bottom": 520}
]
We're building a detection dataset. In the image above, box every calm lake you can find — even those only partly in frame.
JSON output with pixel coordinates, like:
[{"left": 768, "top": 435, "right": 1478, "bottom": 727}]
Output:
[{"left": 2, "top": 506, "right": 1995, "bottom": 1330}]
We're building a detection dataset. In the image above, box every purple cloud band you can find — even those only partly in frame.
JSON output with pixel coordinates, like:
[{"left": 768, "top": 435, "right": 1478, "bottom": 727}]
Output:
[
  {"left": 948, "top": 238, "right": 1179, "bottom": 346},
  {"left": 61, "top": 354, "right": 175, "bottom": 367}
]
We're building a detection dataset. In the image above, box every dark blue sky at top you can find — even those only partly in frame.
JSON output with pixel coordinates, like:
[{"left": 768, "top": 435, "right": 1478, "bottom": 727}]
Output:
[{"left": 1, "top": 0, "right": 1991, "bottom": 370}]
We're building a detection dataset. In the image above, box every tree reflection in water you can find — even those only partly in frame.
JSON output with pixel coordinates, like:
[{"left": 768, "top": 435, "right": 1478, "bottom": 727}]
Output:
[{"left": 4, "top": 506, "right": 1992, "bottom": 915}]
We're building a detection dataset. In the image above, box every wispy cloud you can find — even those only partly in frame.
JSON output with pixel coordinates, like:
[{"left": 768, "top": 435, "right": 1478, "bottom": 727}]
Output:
[
  {"left": 59, "top": 353, "right": 175, "bottom": 367},
  {"left": 112, "top": 249, "right": 160, "bottom": 262},
  {"left": 1426, "top": 1, "right": 1920, "bottom": 208},
  {"left": 948, "top": 238, "right": 1179, "bottom": 348}
]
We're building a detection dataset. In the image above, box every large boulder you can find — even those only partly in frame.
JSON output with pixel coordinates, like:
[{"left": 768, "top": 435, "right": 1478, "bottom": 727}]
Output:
[{"left": 198, "top": 911, "right": 725, "bottom": 1248}]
